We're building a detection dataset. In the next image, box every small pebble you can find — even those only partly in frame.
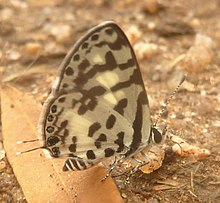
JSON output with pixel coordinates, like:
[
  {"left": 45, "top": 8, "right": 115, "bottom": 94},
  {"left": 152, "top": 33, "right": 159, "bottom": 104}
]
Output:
[
  {"left": 0, "top": 161, "right": 6, "bottom": 171},
  {"left": 126, "top": 25, "right": 142, "bottom": 44},
  {"left": 182, "top": 34, "right": 213, "bottom": 72},
  {"left": 143, "top": 0, "right": 163, "bottom": 14},
  {"left": 0, "top": 142, "right": 5, "bottom": 160},
  {"left": 7, "top": 50, "right": 21, "bottom": 61},
  {"left": 147, "top": 197, "right": 159, "bottom": 203},
  {"left": 50, "top": 24, "right": 73, "bottom": 43},
  {"left": 134, "top": 42, "right": 159, "bottom": 60},
  {"left": 121, "top": 193, "right": 127, "bottom": 198},
  {"left": 0, "top": 8, "right": 14, "bottom": 21},
  {"left": 25, "top": 42, "right": 43, "bottom": 56}
]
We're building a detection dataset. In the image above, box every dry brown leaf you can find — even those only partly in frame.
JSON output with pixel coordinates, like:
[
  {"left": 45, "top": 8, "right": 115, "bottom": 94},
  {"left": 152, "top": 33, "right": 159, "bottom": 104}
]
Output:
[
  {"left": 153, "top": 179, "right": 184, "bottom": 191},
  {"left": 1, "top": 85, "right": 123, "bottom": 203},
  {"left": 153, "top": 184, "right": 176, "bottom": 191},
  {"left": 127, "top": 145, "right": 165, "bottom": 174},
  {"left": 169, "top": 134, "right": 211, "bottom": 159}
]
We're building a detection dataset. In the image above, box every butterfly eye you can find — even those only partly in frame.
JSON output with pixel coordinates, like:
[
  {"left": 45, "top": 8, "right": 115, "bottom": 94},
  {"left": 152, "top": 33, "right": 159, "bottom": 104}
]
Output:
[{"left": 151, "top": 127, "right": 163, "bottom": 144}]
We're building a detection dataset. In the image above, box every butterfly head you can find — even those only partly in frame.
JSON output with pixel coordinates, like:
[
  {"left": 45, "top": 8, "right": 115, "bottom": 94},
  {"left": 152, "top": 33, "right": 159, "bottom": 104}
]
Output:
[
  {"left": 150, "top": 75, "right": 186, "bottom": 145},
  {"left": 149, "top": 125, "right": 166, "bottom": 145}
]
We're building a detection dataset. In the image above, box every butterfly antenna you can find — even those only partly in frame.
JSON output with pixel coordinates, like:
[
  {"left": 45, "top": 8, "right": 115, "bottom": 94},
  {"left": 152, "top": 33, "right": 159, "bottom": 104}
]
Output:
[
  {"left": 154, "top": 75, "right": 186, "bottom": 126},
  {"left": 17, "top": 138, "right": 40, "bottom": 144},
  {"left": 16, "top": 139, "right": 43, "bottom": 155},
  {"left": 16, "top": 146, "right": 44, "bottom": 155}
]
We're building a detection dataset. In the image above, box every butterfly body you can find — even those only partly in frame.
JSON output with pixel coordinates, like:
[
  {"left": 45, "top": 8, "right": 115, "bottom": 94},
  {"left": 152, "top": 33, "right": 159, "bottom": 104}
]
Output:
[{"left": 38, "top": 21, "right": 163, "bottom": 171}]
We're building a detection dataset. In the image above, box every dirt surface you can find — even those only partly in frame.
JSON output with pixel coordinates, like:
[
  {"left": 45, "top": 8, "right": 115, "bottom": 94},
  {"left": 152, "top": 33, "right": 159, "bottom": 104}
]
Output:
[{"left": 0, "top": 0, "right": 219, "bottom": 202}]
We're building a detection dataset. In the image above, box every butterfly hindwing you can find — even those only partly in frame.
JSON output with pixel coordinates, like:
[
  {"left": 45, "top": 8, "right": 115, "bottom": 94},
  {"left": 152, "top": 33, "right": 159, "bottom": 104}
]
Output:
[{"left": 38, "top": 21, "right": 152, "bottom": 171}]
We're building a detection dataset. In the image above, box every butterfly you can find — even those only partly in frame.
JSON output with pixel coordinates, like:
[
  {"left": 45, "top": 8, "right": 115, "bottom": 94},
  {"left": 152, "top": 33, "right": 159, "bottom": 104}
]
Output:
[{"left": 36, "top": 21, "right": 164, "bottom": 172}]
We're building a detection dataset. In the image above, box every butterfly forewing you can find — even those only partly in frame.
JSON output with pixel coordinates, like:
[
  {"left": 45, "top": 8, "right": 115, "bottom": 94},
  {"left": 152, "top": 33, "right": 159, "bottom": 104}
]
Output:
[{"left": 38, "top": 21, "right": 152, "bottom": 171}]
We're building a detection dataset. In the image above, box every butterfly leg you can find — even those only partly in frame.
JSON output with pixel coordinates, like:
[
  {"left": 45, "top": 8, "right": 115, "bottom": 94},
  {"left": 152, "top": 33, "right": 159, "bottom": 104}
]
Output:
[
  {"left": 126, "top": 153, "right": 151, "bottom": 183},
  {"left": 101, "top": 155, "right": 126, "bottom": 182}
]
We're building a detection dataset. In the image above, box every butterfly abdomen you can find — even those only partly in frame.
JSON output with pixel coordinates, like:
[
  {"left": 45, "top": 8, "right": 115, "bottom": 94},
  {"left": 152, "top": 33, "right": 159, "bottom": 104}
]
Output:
[{"left": 63, "top": 157, "right": 93, "bottom": 171}]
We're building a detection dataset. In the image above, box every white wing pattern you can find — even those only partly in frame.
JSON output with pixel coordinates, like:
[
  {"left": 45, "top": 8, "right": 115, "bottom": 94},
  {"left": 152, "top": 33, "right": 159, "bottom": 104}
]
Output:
[{"left": 38, "top": 21, "right": 158, "bottom": 171}]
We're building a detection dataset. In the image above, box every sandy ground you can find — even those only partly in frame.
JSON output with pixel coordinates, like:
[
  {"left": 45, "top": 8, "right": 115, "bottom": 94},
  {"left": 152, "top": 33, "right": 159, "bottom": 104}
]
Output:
[{"left": 0, "top": 0, "right": 219, "bottom": 202}]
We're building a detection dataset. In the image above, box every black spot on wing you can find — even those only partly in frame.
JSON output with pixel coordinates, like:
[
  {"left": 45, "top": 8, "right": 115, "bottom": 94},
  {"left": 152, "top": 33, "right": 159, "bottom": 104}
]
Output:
[
  {"left": 106, "top": 114, "right": 116, "bottom": 129},
  {"left": 113, "top": 98, "right": 128, "bottom": 116},
  {"left": 98, "top": 133, "right": 107, "bottom": 141},
  {"left": 69, "top": 144, "right": 76, "bottom": 152},
  {"left": 94, "top": 133, "right": 107, "bottom": 149},
  {"left": 89, "top": 86, "right": 106, "bottom": 96},
  {"left": 51, "top": 105, "right": 57, "bottom": 113},
  {"left": 78, "top": 59, "right": 90, "bottom": 71},
  {"left": 69, "top": 136, "right": 77, "bottom": 152},
  {"left": 73, "top": 54, "right": 80, "bottom": 61},
  {"left": 86, "top": 150, "right": 96, "bottom": 160},
  {"left": 91, "top": 34, "right": 99, "bottom": 41},
  {"left": 54, "top": 120, "right": 69, "bottom": 144},
  {"left": 60, "top": 120, "right": 68, "bottom": 128},
  {"left": 104, "top": 148, "right": 115, "bottom": 157},
  {"left": 47, "top": 136, "right": 60, "bottom": 146},
  {"left": 62, "top": 83, "right": 69, "bottom": 88},
  {"left": 105, "top": 28, "right": 114, "bottom": 35},
  {"left": 114, "top": 132, "right": 125, "bottom": 153},
  {"left": 47, "top": 115, "right": 54, "bottom": 122},
  {"left": 65, "top": 66, "right": 74, "bottom": 76},
  {"left": 118, "top": 58, "right": 135, "bottom": 70},
  {"left": 73, "top": 73, "right": 87, "bottom": 86},
  {"left": 72, "top": 136, "right": 77, "bottom": 143},
  {"left": 51, "top": 147, "right": 60, "bottom": 157},
  {"left": 88, "top": 122, "right": 101, "bottom": 137},
  {"left": 94, "top": 141, "right": 101, "bottom": 149},
  {"left": 58, "top": 97, "right": 66, "bottom": 103},
  {"left": 46, "top": 126, "right": 54, "bottom": 133},
  {"left": 82, "top": 42, "right": 89, "bottom": 49},
  {"left": 63, "top": 129, "right": 69, "bottom": 141}
]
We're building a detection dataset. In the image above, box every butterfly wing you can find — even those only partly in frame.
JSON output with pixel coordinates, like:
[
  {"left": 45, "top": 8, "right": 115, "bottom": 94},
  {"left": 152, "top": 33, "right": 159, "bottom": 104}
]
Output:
[{"left": 38, "top": 21, "right": 152, "bottom": 171}]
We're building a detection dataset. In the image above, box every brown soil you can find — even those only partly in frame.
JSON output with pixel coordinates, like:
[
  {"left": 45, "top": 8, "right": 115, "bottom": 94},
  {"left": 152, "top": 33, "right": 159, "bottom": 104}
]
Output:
[{"left": 0, "top": 0, "right": 219, "bottom": 202}]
